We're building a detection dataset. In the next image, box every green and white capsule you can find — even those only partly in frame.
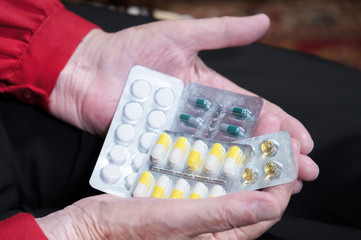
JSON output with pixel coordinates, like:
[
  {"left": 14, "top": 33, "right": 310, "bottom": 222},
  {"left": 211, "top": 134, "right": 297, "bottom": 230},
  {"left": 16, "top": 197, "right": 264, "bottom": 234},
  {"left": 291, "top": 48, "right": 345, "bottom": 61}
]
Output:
[
  {"left": 179, "top": 114, "right": 203, "bottom": 128},
  {"left": 189, "top": 97, "right": 212, "bottom": 111},
  {"left": 220, "top": 123, "right": 245, "bottom": 137},
  {"left": 227, "top": 106, "right": 251, "bottom": 119}
]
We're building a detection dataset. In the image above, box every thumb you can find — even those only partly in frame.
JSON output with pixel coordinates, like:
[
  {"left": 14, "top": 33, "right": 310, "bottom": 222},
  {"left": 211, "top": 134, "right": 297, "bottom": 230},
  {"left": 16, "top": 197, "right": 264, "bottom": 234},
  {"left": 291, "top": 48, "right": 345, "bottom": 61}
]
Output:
[
  {"left": 172, "top": 14, "right": 270, "bottom": 52},
  {"left": 159, "top": 191, "right": 280, "bottom": 237}
]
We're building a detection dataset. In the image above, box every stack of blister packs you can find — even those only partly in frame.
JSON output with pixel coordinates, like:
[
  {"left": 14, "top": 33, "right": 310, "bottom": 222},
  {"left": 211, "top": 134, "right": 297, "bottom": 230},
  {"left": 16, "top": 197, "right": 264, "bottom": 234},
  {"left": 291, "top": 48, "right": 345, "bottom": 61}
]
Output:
[{"left": 89, "top": 65, "right": 296, "bottom": 198}]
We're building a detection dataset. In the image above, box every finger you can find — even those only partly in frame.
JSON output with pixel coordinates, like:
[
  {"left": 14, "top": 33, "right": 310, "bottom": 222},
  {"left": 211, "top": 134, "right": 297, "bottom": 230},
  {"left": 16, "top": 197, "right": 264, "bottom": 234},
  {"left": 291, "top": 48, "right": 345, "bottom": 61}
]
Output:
[
  {"left": 197, "top": 219, "right": 278, "bottom": 240},
  {"left": 170, "top": 14, "right": 270, "bottom": 52},
  {"left": 280, "top": 115, "right": 314, "bottom": 155},
  {"left": 293, "top": 180, "right": 303, "bottom": 194},
  {"left": 253, "top": 112, "right": 282, "bottom": 137},
  {"left": 156, "top": 191, "right": 281, "bottom": 238},
  {"left": 298, "top": 154, "right": 319, "bottom": 181}
]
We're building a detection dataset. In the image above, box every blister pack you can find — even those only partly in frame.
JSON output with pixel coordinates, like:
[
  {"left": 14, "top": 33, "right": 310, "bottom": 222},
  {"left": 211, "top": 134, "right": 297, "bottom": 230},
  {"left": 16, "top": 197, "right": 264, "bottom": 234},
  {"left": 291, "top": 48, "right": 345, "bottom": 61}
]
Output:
[
  {"left": 131, "top": 131, "right": 297, "bottom": 198},
  {"left": 89, "top": 66, "right": 184, "bottom": 197},
  {"left": 171, "top": 83, "right": 263, "bottom": 141},
  {"left": 89, "top": 65, "right": 267, "bottom": 198}
]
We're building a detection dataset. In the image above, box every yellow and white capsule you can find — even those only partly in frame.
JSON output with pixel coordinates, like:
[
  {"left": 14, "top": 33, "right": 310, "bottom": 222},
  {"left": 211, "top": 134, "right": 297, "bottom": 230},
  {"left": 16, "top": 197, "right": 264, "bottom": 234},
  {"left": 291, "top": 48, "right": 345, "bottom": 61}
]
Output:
[
  {"left": 170, "top": 178, "right": 190, "bottom": 199},
  {"left": 169, "top": 137, "right": 190, "bottom": 167},
  {"left": 208, "top": 185, "right": 226, "bottom": 198},
  {"left": 151, "top": 175, "right": 172, "bottom": 198},
  {"left": 204, "top": 143, "right": 225, "bottom": 174},
  {"left": 189, "top": 182, "right": 208, "bottom": 199},
  {"left": 133, "top": 171, "right": 154, "bottom": 197},
  {"left": 151, "top": 133, "right": 172, "bottom": 164},
  {"left": 222, "top": 146, "right": 243, "bottom": 177},
  {"left": 187, "top": 140, "right": 208, "bottom": 171}
]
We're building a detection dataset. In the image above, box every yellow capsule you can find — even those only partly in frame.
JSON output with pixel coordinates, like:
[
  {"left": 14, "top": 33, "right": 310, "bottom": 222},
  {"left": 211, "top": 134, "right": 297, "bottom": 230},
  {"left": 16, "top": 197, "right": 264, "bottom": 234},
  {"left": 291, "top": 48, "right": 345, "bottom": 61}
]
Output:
[
  {"left": 187, "top": 140, "right": 208, "bottom": 171},
  {"left": 242, "top": 168, "right": 256, "bottom": 183},
  {"left": 151, "top": 175, "right": 172, "bottom": 198},
  {"left": 151, "top": 133, "right": 172, "bottom": 163},
  {"left": 169, "top": 137, "right": 190, "bottom": 167},
  {"left": 261, "top": 140, "right": 277, "bottom": 156},
  {"left": 189, "top": 182, "right": 208, "bottom": 199},
  {"left": 265, "top": 162, "right": 278, "bottom": 177},
  {"left": 170, "top": 179, "right": 190, "bottom": 199},
  {"left": 205, "top": 143, "right": 225, "bottom": 173},
  {"left": 133, "top": 171, "right": 154, "bottom": 197},
  {"left": 208, "top": 185, "right": 226, "bottom": 198},
  {"left": 222, "top": 146, "right": 242, "bottom": 177}
]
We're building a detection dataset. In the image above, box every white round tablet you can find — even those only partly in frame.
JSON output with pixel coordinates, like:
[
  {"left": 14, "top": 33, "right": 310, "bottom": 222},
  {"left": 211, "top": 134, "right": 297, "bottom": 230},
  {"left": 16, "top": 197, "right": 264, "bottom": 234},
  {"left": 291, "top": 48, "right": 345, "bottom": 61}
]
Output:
[
  {"left": 123, "top": 102, "right": 143, "bottom": 121},
  {"left": 125, "top": 173, "right": 138, "bottom": 190},
  {"left": 109, "top": 145, "right": 129, "bottom": 165},
  {"left": 154, "top": 88, "right": 175, "bottom": 108},
  {"left": 132, "top": 153, "right": 147, "bottom": 171},
  {"left": 115, "top": 124, "right": 135, "bottom": 144},
  {"left": 101, "top": 164, "right": 121, "bottom": 184},
  {"left": 131, "top": 80, "right": 151, "bottom": 99},
  {"left": 147, "top": 110, "right": 167, "bottom": 129},
  {"left": 139, "top": 132, "right": 157, "bottom": 152}
]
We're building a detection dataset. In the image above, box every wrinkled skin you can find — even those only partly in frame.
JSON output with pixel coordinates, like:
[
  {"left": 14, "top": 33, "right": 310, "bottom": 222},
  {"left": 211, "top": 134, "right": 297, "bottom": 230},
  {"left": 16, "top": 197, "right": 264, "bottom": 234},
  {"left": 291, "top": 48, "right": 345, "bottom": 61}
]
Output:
[{"left": 38, "top": 14, "right": 319, "bottom": 239}]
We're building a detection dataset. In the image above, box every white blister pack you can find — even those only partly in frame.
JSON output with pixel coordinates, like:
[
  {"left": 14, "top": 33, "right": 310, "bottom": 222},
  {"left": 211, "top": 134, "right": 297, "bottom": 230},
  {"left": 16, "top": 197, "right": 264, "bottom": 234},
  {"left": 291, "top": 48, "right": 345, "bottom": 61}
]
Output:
[
  {"left": 131, "top": 131, "right": 297, "bottom": 198},
  {"left": 171, "top": 83, "right": 263, "bottom": 141},
  {"left": 89, "top": 66, "right": 184, "bottom": 197}
]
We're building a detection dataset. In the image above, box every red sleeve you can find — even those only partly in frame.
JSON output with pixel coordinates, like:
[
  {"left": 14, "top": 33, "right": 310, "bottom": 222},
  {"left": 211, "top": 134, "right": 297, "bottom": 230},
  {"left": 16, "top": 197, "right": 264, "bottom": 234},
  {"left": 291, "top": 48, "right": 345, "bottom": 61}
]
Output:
[
  {"left": 0, "top": 0, "right": 99, "bottom": 111},
  {"left": 0, "top": 213, "right": 48, "bottom": 239}
]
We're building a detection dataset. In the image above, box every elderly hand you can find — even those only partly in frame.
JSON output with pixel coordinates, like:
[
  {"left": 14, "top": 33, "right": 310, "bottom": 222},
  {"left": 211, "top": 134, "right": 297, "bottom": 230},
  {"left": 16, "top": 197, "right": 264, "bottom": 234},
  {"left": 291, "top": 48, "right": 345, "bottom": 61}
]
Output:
[
  {"left": 45, "top": 14, "right": 319, "bottom": 239},
  {"left": 36, "top": 137, "right": 301, "bottom": 240},
  {"left": 50, "top": 13, "right": 318, "bottom": 189}
]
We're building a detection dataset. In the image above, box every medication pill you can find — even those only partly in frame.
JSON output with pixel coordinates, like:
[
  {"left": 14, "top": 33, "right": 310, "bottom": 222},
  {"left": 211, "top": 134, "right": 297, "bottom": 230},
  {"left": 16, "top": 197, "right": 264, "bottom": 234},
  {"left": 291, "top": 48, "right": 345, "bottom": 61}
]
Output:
[
  {"left": 204, "top": 143, "right": 225, "bottom": 173},
  {"left": 209, "top": 185, "right": 226, "bottom": 198},
  {"left": 189, "top": 182, "right": 208, "bottom": 199},
  {"left": 170, "top": 179, "right": 190, "bottom": 199},
  {"left": 125, "top": 173, "right": 138, "bottom": 190},
  {"left": 265, "top": 162, "right": 278, "bottom": 178},
  {"left": 261, "top": 140, "right": 277, "bottom": 156},
  {"left": 139, "top": 132, "right": 157, "bottom": 152},
  {"left": 123, "top": 102, "right": 143, "bottom": 121},
  {"left": 101, "top": 165, "right": 122, "bottom": 184},
  {"left": 133, "top": 171, "right": 154, "bottom": 197},
  {"left": 228, "top": 106, "right": 251, "bottom": 119},
  {"left": 187, "top": 140, "right": 208, "bottom": 171},
  {"left": 115, "top": 124, "right": 135, "bottom": 144},
  {"left": 219, "top": 123, "right": 245, "bottom": 137},
  {"left": 108, "top": 145, "right": 129, "bottom": 165},
  {"left": 169, "top": 137, "right": 190, "bottom": 167},
  {"left": 242, "top": 168, "right": 256, "bottom": 183},
  {"left": 151, "top": 175, "right": 172, "bottom": 198},
  {"left": 132, "top": 153, "right": 147, "bottom": 171},
  {"left": 189, "top": 96, "right": 211, "bottom": 111},
  {"left": 179, "top": 114, "right": 203, "bottom": 128},
  {"left": 131, "top": 79, "right": 151, "bottom": 99},
  {"left": 155, "top": 88, "right": 175, "bottom": 108},
  {"left": 147, "top": 110, "right": 167, "bottom": 129},
  {"left": 151, "top": 133, "right": 172, "bottom": 163},
  {"left": 222, "top": 146, "right": 242, "bottom": 177}
]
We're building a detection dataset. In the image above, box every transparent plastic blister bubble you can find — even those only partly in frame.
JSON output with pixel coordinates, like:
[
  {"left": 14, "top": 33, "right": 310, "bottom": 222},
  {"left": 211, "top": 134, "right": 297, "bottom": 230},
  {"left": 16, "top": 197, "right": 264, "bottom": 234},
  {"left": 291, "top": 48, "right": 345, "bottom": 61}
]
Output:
[
  {"left": 89, "top": 65, "right": 184, "bottom": 197},
  {"left": 131, "top": 131, "right": 297, "bottom": 198},
  {"left": 171, "top": 83, "right": 263, "bottom": 142}
]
